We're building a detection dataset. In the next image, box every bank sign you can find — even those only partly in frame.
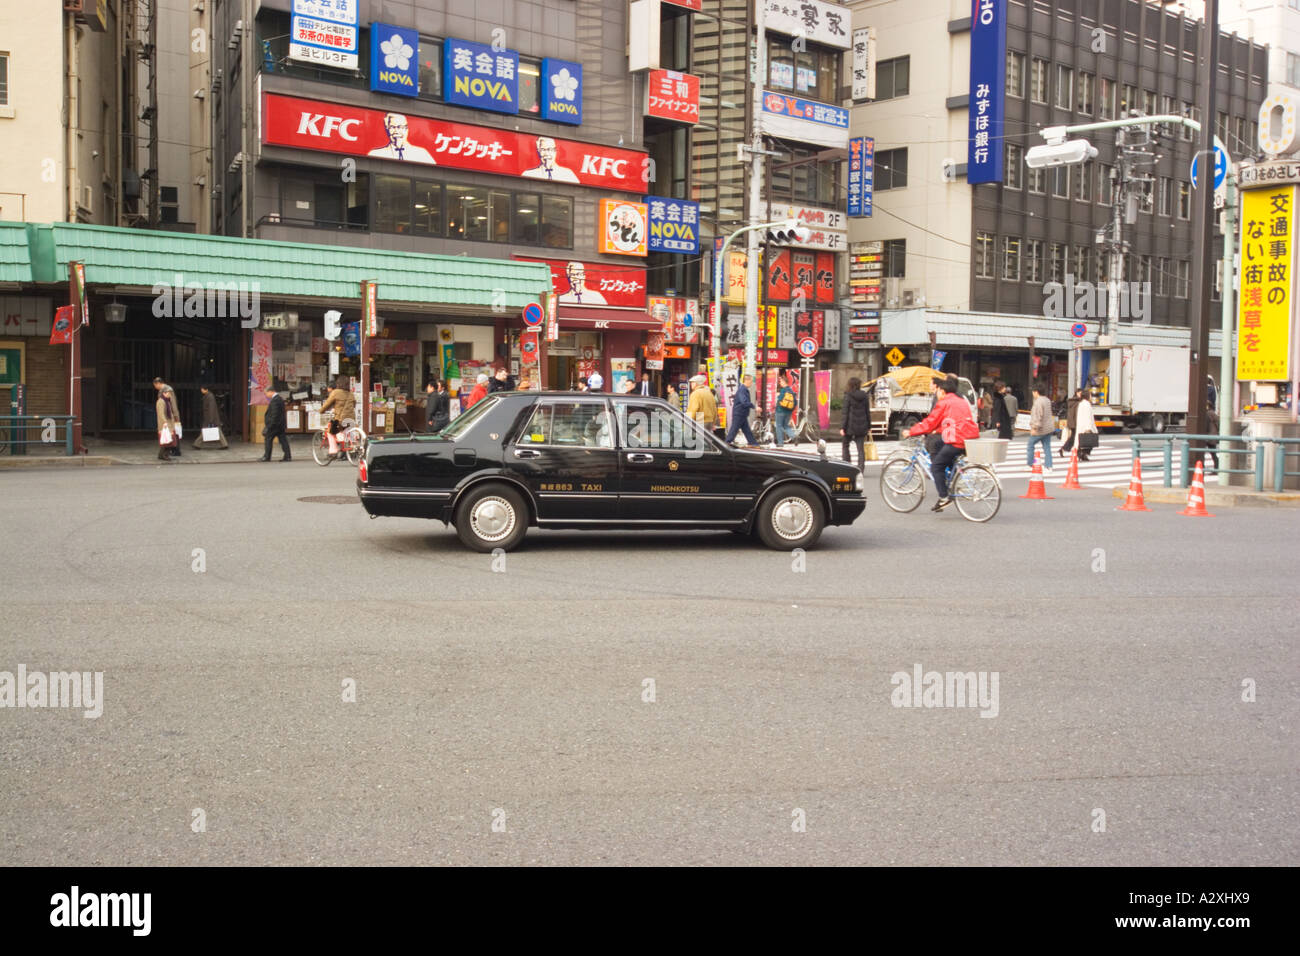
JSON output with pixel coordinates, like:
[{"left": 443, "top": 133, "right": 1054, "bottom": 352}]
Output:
[
  {"left": 967, "top": 0, "right": 1007, "bottom": 184},
  {"left": 444, "top": 37, "right": 519, "bottom": 115},
  {"left": 646, "top": 196, "right": 700, "bottom": 254},
  {"left": 370, "top": 23, "right": 418, "bottom": 97},
  {"left": 290, "top": 0, "right": 358, "bottom": 70}
]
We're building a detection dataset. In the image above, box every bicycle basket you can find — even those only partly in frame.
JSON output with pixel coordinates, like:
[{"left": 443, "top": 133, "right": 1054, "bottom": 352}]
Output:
[{"left": 962, "top": 438, "right": 1008, "bottom": 465}]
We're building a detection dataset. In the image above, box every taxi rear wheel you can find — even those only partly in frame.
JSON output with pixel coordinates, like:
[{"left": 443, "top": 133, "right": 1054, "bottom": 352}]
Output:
[
  {"left": 454, "top": 482, "right": 528, "bottom": 552},
  {"left": 756, "top": 485, "right": 824, "bottom": 550}
]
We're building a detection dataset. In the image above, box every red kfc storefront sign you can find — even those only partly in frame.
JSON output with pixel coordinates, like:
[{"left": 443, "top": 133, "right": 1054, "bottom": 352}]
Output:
[
  {"left": 515, "top": 256, "right": 649, "bottom": 312},
  {"left": 262, "top": 93, "right": 648, "bottom": 193}
]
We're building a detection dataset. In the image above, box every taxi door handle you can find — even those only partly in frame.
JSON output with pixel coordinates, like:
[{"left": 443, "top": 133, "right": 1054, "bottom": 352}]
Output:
[
  {"left": 626, "top": 453, "right": 654, "bottom": 464},
  {"left": 514, "top": 448, "right": 541, "bottom": 459}
]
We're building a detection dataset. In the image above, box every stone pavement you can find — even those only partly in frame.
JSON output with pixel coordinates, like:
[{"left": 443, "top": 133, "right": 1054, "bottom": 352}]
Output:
[{"left": 0, "top": 434, "right": 317, "bottom": 468}]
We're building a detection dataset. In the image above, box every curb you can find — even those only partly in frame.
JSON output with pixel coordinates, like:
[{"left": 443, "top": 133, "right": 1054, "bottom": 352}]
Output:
[
  {"left": 0, "top": 456, "right": 122, "bottom": 469},
  {"left": 1110, "top": 486, "right": 1300, "bottom": 507}
]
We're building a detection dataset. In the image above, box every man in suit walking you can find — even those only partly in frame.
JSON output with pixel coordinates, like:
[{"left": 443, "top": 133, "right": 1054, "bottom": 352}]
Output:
[
  {"left": 725, "top": 373, "right": 757, "bottom": 445},
  {"left": 260, "top": 385, "right": 291, "bottom": 461},
  {"left": 639, "top": 372, "right": 653, "bottom": 396}
]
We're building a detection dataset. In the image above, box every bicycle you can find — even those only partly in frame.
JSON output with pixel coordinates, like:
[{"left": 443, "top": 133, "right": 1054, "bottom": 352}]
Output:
[
  {"left": 879, "top": 438, "right": 1002, "bottom": 522},
  {"left": 311, "top": 420, "right": 366, "bottom": 466}
]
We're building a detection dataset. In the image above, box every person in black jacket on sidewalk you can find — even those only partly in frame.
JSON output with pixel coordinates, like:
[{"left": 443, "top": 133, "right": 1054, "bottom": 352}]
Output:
[
  {"left": 839, "top": 377, "right": 872, "bottom": 470},
  {"left": 425, "top": 379, "right": 450, "bottom": 432},
  {"left": 260, "top": 385, "right": 291, "bottom": 461}
]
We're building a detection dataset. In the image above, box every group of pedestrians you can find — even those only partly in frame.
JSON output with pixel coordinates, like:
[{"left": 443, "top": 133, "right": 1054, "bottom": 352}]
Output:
[{"left": 155, "top": 377, "right": 231, "bottom": 462}]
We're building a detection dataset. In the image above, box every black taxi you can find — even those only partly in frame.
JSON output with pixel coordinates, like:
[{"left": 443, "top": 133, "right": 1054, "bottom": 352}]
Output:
[{"left": 357, "top": 391, "right": 866, "bottom": 551}]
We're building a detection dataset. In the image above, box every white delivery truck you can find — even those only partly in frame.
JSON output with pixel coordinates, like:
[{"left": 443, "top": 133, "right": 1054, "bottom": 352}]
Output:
[
  {"left": 1074, "top": 345, "right": 1189, "bottom": 432},
  {"left": 877, "top": 371, "right": 980, "bottom": 439}
]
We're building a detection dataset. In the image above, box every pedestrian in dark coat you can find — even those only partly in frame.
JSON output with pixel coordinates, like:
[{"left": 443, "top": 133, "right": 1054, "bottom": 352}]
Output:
[
  {"left": 155, "top": 384, "right": 181, "bottom": 461},
  {"left": 993, "top": 381, "right": 1015, "bottom": 440},
  {"left": 260, "top": 385, "right": 291, "bottom": 461},
  {"left": 425, "top": 380, "right": 450, "bottom": 432},
  {"left": 725, "top": 374, "right": 757, "bottom": 445},
  {"left": 839, "top": 377, "right": 872, "bottom": 470},
  {"left": 193, "top": 386, "right": 229, "bottom": 449},
  {"left": 1060, "top": 393, "right": 1081, "bottom": 455}
]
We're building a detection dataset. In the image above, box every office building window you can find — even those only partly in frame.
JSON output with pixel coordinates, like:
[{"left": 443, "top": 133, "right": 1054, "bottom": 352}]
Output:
[
  {"left": 1051, "top": 165, "right": 1070, "bottom": 198},
  {"left": 1028, "top": 165, "right": 1045, "bottom": 195},
  {"left": 1157, "top": 176, "right": 1172, "bottom": 216},
  {"left": 1178, "top": 180, "right": 1191, "bottom": 219},
  {"left": 1157, "top": 257, "right": 1168, "bottom": 296},
  {"left": 1030, "top": 58, "right": 1049, "bottom": 104},
  {"left": 884, "top": 239, "right": 906, "bottom": 278},
  {"left": 1024, "top": 239, "right": 1043, "bottom": 284},
  {"left": 1050, "top": 243, "right": 1068, "bottom": 283},
  {"left": 1075, "top": 245, "right": 1093, "bottom": 282},
  {"left": 1003, "top": 236, "right": 1021, "bottom": 280},
  {"left": 1175, "top": 260, "right": 1190, "bottom": 298},
  {"left": 1290, "top": 53, "right": 1300, "bottom": 87},
  {"left": 975, "top": 232, "right": 995, "bottom": 279},
  {"left": 1143, "top": 89, "right": 1157, "bottom": 115},
  {"left": 518, "top": 57, "right": 542, "bottom": 115},
  {"left": 1099, "top": 163, "right": 1113, "bottom": 206},
  {"left": 1098, "top": 77, "right": 1115, "bottom": 119},
  {"left": 375, "top": 175, "right": 413, "bottom": 234},
  {"left": 1216, "top": 111, "right": 1228, "bottom": 142},
  {"left": 1074, "top": 164, "right": 1092, "bottom": 202},
  {"left": 1006, "top": 51, "right": 1025, "bottom": 98},
  {"left": 374, "top": 178, "right": 570, "bottom": 246},
  {"left": 0, "top": 53, "right": 8, "bottom": 106},
  {"left": 417, "top": 37, "right": 443, "bottom": 102},
  {"left": 540, "top": 195, "right": 573, "bottom": 248},
  {"left": 1077, "top": 72, "right": 1093, "bottom": 114},
  {"left": 1121, "top": 84, "right": 1136, "bottom": 113},
  {"left": 873, "top": 56, "right": 910, "bottom": 101},
  {"left": 1005, "top": 143, "right": 1023, "bottom": 189},
  {"left": 160, "top": 185, "right": 179, "bottom": 224},
  {"left": 1055, "top": 66, "right": 1073, "bottom": 110},
  {"left": 411, "top": 180, "right": 443, "bottom": 236},
  {"left": 876, "top": 148, "right": 908, "bottom": 190},
  {"left": 1181, "top": 104, "right": 1196, "bottom": 141}
]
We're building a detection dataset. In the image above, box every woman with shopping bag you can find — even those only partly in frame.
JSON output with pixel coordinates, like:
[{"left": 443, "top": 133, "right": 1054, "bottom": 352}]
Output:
[
  {"left": 193, "top": 386, "right": 229, "bottom": 449},
  {"left": 156, "top": 385, "right": 181, "bottom": 462},
  {"left": 1075, "top": 389, "right": 1099, "bottom": 461}
]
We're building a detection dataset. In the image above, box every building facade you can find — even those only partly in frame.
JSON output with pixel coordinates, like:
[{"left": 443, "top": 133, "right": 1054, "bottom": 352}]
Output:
[{"left": 847, "top": 0, "right": 1266, "bottom": 401}]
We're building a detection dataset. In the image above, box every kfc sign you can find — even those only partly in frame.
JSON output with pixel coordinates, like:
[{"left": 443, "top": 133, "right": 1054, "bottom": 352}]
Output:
[
  {"left": 516, "top": 256, "right": 648, "bottom": 310},
  {"left": 646, "top": 70, "right": 700, "bottom": 125},
  {"left": 262, "top": 93, "right": 647, "bottom": 192}
]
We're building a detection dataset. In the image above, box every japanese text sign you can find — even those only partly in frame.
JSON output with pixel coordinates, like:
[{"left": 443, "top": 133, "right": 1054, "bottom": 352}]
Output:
[{"left": 1237, "top": 185, "right": 1295, "bottom": 381}]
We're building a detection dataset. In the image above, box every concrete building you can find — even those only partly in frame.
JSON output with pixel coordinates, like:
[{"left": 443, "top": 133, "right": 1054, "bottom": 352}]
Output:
[
  {"left": 846, "top": 0, "right": 1266, "bottom": 402},
  {"left": 1219, "top": 0, "right": 1300, "bottom": 101}
]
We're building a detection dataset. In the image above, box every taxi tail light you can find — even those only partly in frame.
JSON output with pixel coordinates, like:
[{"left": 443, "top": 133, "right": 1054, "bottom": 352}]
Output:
[{"left": 359, "top": 459, "right": 368, "bottom": 483}]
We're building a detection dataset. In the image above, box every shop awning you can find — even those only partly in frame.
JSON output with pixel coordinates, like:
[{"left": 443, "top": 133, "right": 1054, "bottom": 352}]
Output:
[
  {"left": 26, "top": 223, "right": 552, "bottom": 311},
  {"left": 0, "top": 223, "right": 34, "bottom": 288},
  {"left": 559, "top": 308, "right": 661, "bottom": 331},
  {"left": 882, "top": 308, "right": 1231, "bottom": 358}
]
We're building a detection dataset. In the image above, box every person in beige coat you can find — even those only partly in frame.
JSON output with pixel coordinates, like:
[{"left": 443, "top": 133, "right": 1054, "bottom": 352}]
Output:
[
  {"left": 686, "top": 375, "right": 717, "bottom": 429},
  {"left": 154, "top": 379, "right": 181, "bottom": 462},
  {"left": 319, "top": 376, "right": 357, "bottom": 457}
]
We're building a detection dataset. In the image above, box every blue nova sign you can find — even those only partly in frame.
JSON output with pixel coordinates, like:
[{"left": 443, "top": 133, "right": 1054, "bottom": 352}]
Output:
[
  {"left": 541, "top": 58, "right": 583, "bottom": 125},
  {"left": 646, "top": 196, "right": 700, "bottom": 254},
  {"left": 967, "top": 0, "right": 1007, "bottom": 184},
  {"left": 444, "top": 38, "right": 519, "bottom": 115},
  {"left": 370, "top": 23, "right": 419, "bottom": 97}
]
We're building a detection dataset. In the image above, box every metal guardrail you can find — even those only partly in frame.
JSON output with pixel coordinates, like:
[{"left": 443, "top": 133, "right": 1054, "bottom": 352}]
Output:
[
  {"left": 0, "top": 415, "right": 77, "bottom": 456},
  {"left": 1130, "top": 433, "right": 1300, "bottom": 493}
]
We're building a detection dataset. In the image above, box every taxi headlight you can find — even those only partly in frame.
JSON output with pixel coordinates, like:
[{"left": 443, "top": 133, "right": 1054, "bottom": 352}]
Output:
[{"left": 855, "top": 471, "right": 864, "bottom": 492}]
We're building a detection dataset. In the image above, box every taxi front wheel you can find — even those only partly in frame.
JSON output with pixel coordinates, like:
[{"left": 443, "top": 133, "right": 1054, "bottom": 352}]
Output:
[
  {"left": 455, "top": 482, "right": 528, "bottom": 552},
  {"left": 756, "top": 486, "right": 824, "bottom": 550}
]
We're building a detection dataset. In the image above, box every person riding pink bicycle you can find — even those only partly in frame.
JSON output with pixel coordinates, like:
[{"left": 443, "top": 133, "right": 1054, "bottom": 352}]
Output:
[{"left": 319, "top": 376, "right": 357, "bottom": 458}]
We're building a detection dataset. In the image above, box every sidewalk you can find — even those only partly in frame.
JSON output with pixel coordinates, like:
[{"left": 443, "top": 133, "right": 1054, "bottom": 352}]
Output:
[{"left": 0, "top": 435, "right": 315, "bottom": 468}]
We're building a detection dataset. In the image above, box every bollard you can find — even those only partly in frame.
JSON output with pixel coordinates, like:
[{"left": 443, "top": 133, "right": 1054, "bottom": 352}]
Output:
[
  {"left": 1254, "top": 444, "right": 1265, "bottom": 492},
  {"left": 65, "top": 418, "right": 74, "bottom": 456},
  {"left": 1163, "top": 439, "right": 1173, "bottom": 488}
]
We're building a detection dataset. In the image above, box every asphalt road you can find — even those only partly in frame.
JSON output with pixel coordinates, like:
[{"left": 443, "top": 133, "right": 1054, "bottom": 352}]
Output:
[{"left": 0, "top": 460, "right": 1296, "bottom": 866}]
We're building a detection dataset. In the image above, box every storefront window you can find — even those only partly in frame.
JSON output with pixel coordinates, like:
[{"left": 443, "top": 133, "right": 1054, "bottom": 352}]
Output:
[
  {"left": 375, "top": 176, "right": 412, "bottom": 233},
  {"left": 513, "top": 193, "right": 541, "bottom": 245},
  {"left": 412, "top": 180, "right": 442, "bottom": 235},
  {"left": 455, "top": 188, "right": 490, "bottom": 242},
  {"left": 489, "top": 190, "right": 512, "bottom": 242},
  {"left": 541, "top": 195, "right": 573, "bottom": 248}
]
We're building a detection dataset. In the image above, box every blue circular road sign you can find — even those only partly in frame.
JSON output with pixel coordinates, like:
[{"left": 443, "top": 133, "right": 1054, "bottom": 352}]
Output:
[
  {"left": 1070, "top": 322, "right": 1086, "bottom": 338},
  {"left": 522, "top": 302, "right": 544, "bottom": 326},
  {"left": 1190, "top": 146, "right": 1228, "bottom": 191}
]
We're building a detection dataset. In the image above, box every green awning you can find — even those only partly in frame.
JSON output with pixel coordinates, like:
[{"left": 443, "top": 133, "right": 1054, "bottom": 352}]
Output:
[
  {"left": 0, "top": 222, "right": 34, "bottom": 286},
  {"left": 28, "top": 223, "right": 551, "bottom": 310}
]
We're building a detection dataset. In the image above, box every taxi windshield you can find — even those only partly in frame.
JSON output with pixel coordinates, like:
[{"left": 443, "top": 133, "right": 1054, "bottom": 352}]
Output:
[{"left": 439, "top": 395, "right": 500, "bottom": 440}]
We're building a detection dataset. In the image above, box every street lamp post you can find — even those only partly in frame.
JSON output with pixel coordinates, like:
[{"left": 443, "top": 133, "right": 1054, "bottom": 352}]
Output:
[{"left": 1187, "top": 0, "right": 1221, "bottom": 438}]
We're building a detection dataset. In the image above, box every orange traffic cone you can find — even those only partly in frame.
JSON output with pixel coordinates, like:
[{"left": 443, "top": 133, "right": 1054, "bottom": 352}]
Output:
[
  {"left": 1061, "top": 447, "right": 1083, "bottom": 490},
  {"left": 1177, "top": 460, "right": 1215, "bottom": 517},
  {"left": 1117, "top": 457, "right": 1151, "bottom": 512},
  {"left": 1019, "top": 456, "right": 1054, "bottom": 499}
]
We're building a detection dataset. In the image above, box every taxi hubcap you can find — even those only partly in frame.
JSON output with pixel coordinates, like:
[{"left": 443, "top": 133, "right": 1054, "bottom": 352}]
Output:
[
  {"left": 471, "top": 496, "right": 516, "bottom": 541},
  {"left": 771, "top": 496, "right": 813, "bottom": 540}
]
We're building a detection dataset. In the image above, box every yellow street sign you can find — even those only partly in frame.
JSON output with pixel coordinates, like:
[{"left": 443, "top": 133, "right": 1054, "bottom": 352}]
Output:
[{"left": 886, "top": 347, "right": 905, "bottom": 366}]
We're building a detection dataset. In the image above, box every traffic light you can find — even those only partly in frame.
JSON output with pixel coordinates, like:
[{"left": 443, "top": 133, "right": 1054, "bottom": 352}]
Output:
[
  {"left": 765, "top": 219, "right": 812, "bottom": 245},
  {"left": 324, "top": 309, "right": 342, "bottom": 340},
  {"left": 1025, "top": 138, "right": 1098, "bottom": 168}
]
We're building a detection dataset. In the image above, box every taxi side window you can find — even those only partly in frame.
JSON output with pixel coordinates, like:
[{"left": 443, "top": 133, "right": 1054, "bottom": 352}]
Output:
[
  {"left": 620, "top": 402, "right": 694, "bottom": 450},
  {"left": 519, "top": 403, "right": 552, "bottom": 444}
]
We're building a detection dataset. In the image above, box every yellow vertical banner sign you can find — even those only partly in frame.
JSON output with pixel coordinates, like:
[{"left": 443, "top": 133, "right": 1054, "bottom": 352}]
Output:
[
  {"left": 724, "top": 250, "right": 748, "bottom": 306},
  {"left": 1237, "top": 185, "right": 1295, "bottom": 382}
]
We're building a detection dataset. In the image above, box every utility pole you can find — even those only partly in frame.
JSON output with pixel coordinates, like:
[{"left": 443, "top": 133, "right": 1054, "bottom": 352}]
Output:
[
  {"left": 743, "top": 0, "right": 767, "bottom": 382},
  {"left": 1103, "top": 129, "right": 1127, "bottom": 346},
  {"left": 1187, "top": 0, "right": 1220, "bottom": 437}
]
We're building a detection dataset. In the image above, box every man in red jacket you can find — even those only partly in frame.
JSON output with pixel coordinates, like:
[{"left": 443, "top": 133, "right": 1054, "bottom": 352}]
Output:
[
  {"left": 907, "top": 375, "right": 978, "bottom": 512},
  {"left": 463, "top": 373, "right": 490, "bottom": 411}
]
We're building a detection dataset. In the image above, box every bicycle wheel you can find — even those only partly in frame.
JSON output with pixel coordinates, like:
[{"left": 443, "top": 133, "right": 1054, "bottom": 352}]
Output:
[
  {"left": 311, "top": 431, "right": 333, "bottom": 466},
  {"left": 343, "top": 426, "right": 366, "bottom": 466},
  {"left": 951, "top": 464, "right": 1001, "bottom": 523},
  {"left": 880, "top": 458, "right": 925, "bottom": 513}
]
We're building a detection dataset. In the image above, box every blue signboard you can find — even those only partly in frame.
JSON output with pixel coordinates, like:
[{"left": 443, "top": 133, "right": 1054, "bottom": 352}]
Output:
[
  {"left": 444, "top": 38, "right": 519, "bottom": 115},
  {"left": 847, "top": 136, "right": 874, "bottom": 217},
  {"left": 342, "top": 322, "right": 360, "bottom": 357},
  {"left": 967, "top": 0, "right": 1007, "bottom": 184},
  {"left": 370, "top": 23, "right": 419, "bottom": 97},
  {"left": 646, "top": 196, "right": 700, "bottom": 254},
  {"left": 541, "top": 58, "right": 583, "bottom": 125}
]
